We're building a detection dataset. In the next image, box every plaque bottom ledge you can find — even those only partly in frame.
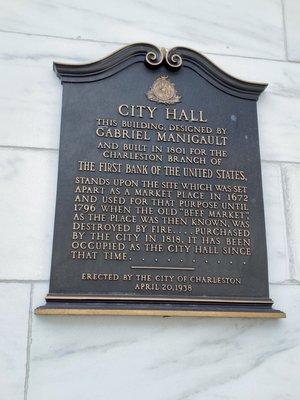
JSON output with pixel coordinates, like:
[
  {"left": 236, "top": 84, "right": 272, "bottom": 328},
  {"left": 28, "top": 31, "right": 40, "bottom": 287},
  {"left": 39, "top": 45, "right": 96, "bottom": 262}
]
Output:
[{"left": 35, "top": 303, "right": 286, "bottom": 319}]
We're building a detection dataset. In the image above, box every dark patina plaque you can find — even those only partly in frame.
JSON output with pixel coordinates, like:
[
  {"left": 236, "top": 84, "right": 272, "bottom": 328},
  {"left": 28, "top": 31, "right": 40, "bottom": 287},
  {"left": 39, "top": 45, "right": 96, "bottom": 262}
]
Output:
[{"left": 36, "top": 44, "right": 285, "bottom": 317}]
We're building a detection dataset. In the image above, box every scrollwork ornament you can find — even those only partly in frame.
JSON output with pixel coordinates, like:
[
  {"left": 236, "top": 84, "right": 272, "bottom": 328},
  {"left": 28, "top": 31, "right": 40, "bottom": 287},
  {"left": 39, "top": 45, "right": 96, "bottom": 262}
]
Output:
[
  {"left": 145, "top": 47, "right": 182, "bottom": 69},
  {"left": 165, "top": 49, "right": 183, "bottom": 69},
  {"left": 145, "top": 47, "right": 164, "bottom": 67}
]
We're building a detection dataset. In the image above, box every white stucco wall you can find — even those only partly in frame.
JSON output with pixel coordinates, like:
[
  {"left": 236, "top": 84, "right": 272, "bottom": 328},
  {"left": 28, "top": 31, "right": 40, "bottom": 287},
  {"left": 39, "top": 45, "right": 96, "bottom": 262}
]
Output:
[{"left": 0, "top": 1, "right": 300, "bottom": 399}]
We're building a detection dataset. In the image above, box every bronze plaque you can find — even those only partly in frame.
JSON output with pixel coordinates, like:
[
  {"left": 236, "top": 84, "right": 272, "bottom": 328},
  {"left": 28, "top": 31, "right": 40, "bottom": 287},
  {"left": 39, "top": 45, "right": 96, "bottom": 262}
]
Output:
[{"left": 36, "top": 44, "right": 284, "bottom": 317}]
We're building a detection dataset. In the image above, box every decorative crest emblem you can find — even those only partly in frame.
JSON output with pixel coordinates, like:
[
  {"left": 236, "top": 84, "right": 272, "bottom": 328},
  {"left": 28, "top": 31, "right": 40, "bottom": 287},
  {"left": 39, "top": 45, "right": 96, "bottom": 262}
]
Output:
[{"left": 146, "top": 76, "right": 181, "bottom": 104}]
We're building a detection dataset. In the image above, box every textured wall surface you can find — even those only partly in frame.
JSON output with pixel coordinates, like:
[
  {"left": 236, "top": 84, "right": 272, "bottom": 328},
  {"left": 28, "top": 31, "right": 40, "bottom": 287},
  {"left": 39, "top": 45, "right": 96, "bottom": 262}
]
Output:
[{"left": 0, "top": 1, "right": 299, "bottom": 399}]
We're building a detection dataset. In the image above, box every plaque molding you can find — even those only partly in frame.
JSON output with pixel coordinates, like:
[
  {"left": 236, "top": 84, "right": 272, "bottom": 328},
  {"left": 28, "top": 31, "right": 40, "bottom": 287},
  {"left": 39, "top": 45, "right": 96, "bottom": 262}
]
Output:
[
  {"left": 45, "top": 294, "right": 274, "bottom": 304},
  {"left": 53, "top": 43, "right": 267, "bottom": 100},
  {"left": 37, "top": 296, "right": 285, "bottom": 318},
  {"left": 36, "top": 307, "right": 285, "bottom": 319}
]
